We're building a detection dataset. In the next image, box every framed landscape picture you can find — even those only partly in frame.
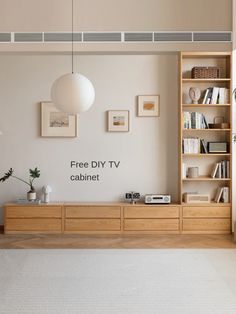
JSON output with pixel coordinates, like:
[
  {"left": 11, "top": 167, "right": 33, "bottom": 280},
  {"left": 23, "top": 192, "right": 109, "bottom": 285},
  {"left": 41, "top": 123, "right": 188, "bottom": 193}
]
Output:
[
  {"left": 41, "top": 102, "right": 77, "bottom": 137},
  {"left": 138, "top": 95, "right": 160, "bottom": 117},
  {"left": 107, "top": 110, "right": 130, "bottom": 132}
]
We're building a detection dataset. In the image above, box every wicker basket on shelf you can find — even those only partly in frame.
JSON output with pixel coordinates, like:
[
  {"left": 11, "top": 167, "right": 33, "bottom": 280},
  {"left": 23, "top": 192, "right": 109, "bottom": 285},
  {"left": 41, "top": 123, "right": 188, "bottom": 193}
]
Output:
[{"left": 191, "top": 66, "right": 220, "bottom": 79}]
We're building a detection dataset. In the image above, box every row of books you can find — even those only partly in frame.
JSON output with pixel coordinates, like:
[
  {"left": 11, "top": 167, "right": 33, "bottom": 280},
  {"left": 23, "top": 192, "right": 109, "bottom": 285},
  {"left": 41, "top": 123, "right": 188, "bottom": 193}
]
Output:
[
  {"left": 183, "top": 112, "right": 208, "bottom": 129},
  {"left": 202, "top": 87, "right": 230, "bottom": 104},
  {"left": 182, "top": 138, "right": 219, "bottom": 154},
  {"left": 215, "top": 187, "right": 229, "bottom": 203},
  {"left": 182, "top": 138, "right": 200, "bottom": 154},
  {"left": 211, "top": 161, "right": 230, "bottom": 179}
]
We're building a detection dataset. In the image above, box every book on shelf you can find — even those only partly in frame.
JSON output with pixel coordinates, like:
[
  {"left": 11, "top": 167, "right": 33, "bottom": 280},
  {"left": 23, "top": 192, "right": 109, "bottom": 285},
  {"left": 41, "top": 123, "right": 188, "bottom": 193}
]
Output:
[
  {"left": 200, "top": 139, "right": 208, "bottom": 154},
  {"left": 211, "top": 161, "right": 230, "bottom": 179},
  {"left": 222, "top": 187, "right": 229, "bottom": 203},
  {"left": 182, "top": 138, "right": 200, "bottom": 154},
  {"left": 211, "top": 163, "right": 219, "bottom": 178},
  {"left": 202, "top": 89, "right": 210, "bottom": 104},
  {"left": 202, "top": 87, "right": 229, "bottom": 104},
  {"left": 183, "top": 112, "right": 208, "bottom": 129},
  {"left": 182, "top": 163, "right": 187, "bottom": 179},
  {"left": 210, "top": 87, "right": 220, "bottom": 104},
  {"left": 214, "top": 187, "right": 229, "bottom": 203}
]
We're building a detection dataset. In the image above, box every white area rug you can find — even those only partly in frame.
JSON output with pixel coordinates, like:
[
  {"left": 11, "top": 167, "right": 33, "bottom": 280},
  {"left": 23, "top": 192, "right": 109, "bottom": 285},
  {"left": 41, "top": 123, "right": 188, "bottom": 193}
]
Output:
[{"left": 0, "top": 249, "right": 236, "bottom": 314}]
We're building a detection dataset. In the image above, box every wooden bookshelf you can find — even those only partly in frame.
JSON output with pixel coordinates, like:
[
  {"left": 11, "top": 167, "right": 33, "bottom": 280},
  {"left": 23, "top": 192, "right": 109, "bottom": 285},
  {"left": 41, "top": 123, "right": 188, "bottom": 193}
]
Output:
[{"left": 179, "top": 52, "right": 232, "bottom": 234}]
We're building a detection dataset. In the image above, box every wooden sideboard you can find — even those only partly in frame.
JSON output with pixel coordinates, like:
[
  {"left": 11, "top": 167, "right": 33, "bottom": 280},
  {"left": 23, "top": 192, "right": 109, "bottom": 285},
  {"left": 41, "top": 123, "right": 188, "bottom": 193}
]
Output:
[{"left": 4, "top": 202, "right": 231, "bottom": 234}]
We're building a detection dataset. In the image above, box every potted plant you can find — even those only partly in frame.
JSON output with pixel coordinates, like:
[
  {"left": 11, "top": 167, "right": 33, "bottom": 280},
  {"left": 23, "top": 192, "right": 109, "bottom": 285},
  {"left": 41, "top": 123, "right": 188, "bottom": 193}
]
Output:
[{"left": 0, "top": 167, "right": 40, "bottom": 201}]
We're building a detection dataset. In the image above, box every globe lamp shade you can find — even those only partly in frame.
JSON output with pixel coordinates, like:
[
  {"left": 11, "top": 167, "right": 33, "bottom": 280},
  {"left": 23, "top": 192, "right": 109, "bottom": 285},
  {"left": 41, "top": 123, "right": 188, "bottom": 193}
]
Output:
[{"left": 51, "top": 73, "right": 95, "bottom": 114}]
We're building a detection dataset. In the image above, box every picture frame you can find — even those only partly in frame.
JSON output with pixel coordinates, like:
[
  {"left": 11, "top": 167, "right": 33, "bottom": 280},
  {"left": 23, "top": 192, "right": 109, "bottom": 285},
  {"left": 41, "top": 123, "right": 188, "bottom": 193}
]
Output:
[
  {"left": 107, "top": 110, "right": 130, "bottom": 132},
  {"left": 138, "top": 95, "right": 160, "bottom": 117},
  {"left": 41, "top": 102, "right": 77, "bottom": 137}
]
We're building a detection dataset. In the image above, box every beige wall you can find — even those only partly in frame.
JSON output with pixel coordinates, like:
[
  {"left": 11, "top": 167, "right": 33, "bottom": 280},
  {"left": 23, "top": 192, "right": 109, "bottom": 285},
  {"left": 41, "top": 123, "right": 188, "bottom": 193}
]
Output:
[
  {"left": 0, "top": 0, "right": 232, "bottom": 31},
  {"left": 0, "top": 54, "right": 178, "bottom": 223}
]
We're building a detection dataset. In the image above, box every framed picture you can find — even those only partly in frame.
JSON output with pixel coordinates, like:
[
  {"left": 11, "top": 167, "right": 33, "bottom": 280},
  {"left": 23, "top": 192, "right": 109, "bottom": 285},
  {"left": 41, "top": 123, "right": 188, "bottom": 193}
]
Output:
[
  {"left": 41, "top": 102, "right": 77, "bottom": 137},
  {"left": 107, "top": 110, "right": 130, "bottom": 132},
  {"left": 138, "top": 95, "right": 160, "bottom": 117}
]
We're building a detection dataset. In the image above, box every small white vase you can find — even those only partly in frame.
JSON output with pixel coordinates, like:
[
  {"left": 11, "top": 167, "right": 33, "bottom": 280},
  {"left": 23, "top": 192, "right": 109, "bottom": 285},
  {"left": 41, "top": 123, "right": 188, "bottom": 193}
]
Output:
[{"left": 27, "top": 191, "right": 36, "bottom": 202}]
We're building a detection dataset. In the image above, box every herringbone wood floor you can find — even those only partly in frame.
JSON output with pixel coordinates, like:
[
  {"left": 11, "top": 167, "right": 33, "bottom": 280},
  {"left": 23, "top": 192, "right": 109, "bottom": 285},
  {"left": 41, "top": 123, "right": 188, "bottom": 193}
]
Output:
[{"left": 0, "top": 233, "right": 236, "bottom": 249}]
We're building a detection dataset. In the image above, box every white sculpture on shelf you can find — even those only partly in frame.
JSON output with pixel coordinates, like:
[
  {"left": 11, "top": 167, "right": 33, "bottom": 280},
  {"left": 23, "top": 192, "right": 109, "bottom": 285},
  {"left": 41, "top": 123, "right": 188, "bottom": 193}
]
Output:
[
  {"left": 42, "top": 185, "right": 52, "bottom": 203},
  {"left": 189, "top": 87, "right": 201, "bottom": 104}
]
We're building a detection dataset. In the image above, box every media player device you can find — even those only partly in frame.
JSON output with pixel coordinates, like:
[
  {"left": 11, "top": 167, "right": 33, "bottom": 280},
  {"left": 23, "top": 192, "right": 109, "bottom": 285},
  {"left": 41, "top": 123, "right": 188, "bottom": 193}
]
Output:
[{"left": 145, "top": 194, "right": 171, "bottom": 204}]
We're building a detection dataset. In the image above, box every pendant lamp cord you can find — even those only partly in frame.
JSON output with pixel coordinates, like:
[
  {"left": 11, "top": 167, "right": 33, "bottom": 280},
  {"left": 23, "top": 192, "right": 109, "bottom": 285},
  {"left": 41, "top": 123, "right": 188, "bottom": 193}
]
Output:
[{"left": 72, "top": 0, "right": 74, "bottom": 74}]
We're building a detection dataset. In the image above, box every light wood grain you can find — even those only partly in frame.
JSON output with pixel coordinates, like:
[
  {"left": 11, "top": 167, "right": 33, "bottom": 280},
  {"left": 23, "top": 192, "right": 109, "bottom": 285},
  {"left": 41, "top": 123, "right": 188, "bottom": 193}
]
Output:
[
  {"left": 124, "top": 206, "right": 179, "bottom": 218},
  {"left": 65, "top": 219, "right": 121, "bottom": 231},
  {"left": 124, "top": 219, "right": 179, "bottom": 231},
  {"left": 183, "top": 206, "right": 230, "bottom": 218},
  {"left": 183, "top": 218, "right": 230, "bottom": 232},
  {"left": 65, "top": 206, "right": 121, "bottom": 218},
  {"left": 6, "top": 206, "right": 62, "bottom": 218},
  {"left": 5, "top": 218, "right": 62, "bottom": 233}
]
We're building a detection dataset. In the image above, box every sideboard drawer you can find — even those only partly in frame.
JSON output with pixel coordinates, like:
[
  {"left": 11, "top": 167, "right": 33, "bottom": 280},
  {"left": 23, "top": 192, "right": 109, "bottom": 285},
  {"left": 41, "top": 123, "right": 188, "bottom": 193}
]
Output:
[
  {"left": 183, "top": 206, "right": 231, "bottom": 218},
  {"left": 183, "top": 218, "right": 230, "bottom": 232},
  {"left": 5, "top": 218, "right": 62, "bottom": 233},
  {"left": 124, "top": 219, "right": 179, "bottom": 231},
  {"left": 124, "top": 206, "right": 179, "bottom": 218},
  {"left": 65, "top": 218, "right": 121, "bottom": 231},
  {"left": 65, "top": 206, "right": 121, "bottom": 218},
  {"left": 5, "top": 206, "right": 62, "bottom": 218}
]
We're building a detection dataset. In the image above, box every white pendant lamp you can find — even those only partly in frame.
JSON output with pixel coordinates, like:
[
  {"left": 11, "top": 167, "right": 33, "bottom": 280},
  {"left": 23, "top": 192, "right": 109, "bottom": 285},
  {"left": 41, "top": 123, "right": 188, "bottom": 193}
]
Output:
[{"left": 51, "top": 0, "right": 95, "bottom": 114}]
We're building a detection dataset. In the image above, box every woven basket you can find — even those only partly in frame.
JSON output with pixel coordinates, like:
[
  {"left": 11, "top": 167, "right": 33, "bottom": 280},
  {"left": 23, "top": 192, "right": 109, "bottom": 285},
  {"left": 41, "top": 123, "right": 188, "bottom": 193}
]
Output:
[{"left": 191, "top": 67, "right": 220, "bottom": 79}]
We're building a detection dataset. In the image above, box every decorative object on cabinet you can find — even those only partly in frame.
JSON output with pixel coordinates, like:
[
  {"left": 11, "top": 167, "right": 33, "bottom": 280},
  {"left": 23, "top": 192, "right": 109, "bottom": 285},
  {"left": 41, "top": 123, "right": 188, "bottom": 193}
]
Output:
[
  {"left": 125, "top": 192, "right": 141, "bottom": 204},
  {"left": 144, "top": 194, "right": 171, "bottom": 204},
  {"left": 51, "top": 0, "right": 95, "bottom": 114},
  {"left": 189, "top": 87, "right": 201, "bottom": 104},
  {"left": 42, "top": 185, "right": 52, "bottom": 203},
  {"left": 0, "top": 167, "right": 40, "bottom": 201},
  {"left": 41, "top": 102, "right": 77, "bottom": 137},
  {"left": 107, "top": 110, "right": 130, "bottom": 132},
  {"left": 138, "top": 95, "right": 160, "bottom": 117}
]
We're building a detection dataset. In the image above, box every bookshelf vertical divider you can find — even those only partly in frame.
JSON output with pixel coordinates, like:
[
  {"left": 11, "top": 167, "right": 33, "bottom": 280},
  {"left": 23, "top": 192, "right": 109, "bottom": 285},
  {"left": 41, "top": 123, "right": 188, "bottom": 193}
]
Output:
[{"left": 179, "top": 52, "right": 232, "bottom": 234}]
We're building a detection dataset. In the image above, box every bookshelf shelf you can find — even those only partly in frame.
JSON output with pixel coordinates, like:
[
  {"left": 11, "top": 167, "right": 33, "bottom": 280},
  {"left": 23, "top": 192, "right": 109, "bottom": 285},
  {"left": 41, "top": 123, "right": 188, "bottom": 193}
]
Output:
[
  {"left": 182, "top": 78, "right": 231, "bottom": 83},
  {"left": 182, "top": 104, "right": 230, "bottom": 107},
  {"left": 183, "top": 176, "right": 231, "bottom": 181},
  {"left": 183, "top": 128, "right": 231, "bottom": 132},
  {"left": 182, "top": 153, "right": 230, "bottom": 157},
  {"left": 179, "top": 52, "right": 232, "bottom": 234}
]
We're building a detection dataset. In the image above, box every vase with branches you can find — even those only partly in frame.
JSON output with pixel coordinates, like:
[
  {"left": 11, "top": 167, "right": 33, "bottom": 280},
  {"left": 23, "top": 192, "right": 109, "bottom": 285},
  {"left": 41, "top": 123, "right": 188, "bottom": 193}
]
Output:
[{"left": 0, "top": 167, "right": 40, "bottom": 201}]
